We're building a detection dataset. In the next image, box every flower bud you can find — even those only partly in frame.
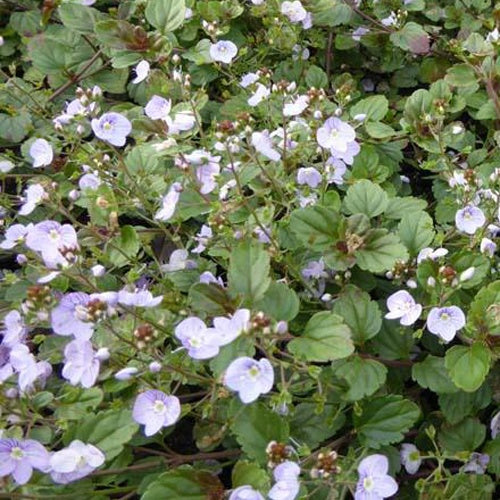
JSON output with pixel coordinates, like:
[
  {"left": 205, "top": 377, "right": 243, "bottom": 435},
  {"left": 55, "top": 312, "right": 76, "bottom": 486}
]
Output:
[
  {"left": 95, "top": 347, "right": 110, "bottom": 361},
  {"left": 149, "top": 361, "right": 162, "bottom": 373},
  {"left": 459, "top": 267, "right": 475, "bottom": 282}
]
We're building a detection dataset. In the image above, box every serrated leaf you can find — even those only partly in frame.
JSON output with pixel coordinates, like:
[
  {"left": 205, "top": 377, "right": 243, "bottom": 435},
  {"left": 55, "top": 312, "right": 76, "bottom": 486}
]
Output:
[
  {"left": 350, "top": 96, "right": 389, "bottom": 121},
  {"left": 439, "top": 417, "right": 486, "bottom": 453},
  {"left": 365, "top": 122, "right": 397, "bottom": 138},
  {"left": 385, "top": 197, "right": 428, "bottom": 220},
  {"left": 398, "top": 211, "right": 435, "bottom": 255},
  {"left": 288, "top": 312, "right": 354, "bottom": 362},
  {"left": 335, "top": 356, "right": 387, "bottom": 401},
  {"left": 231, "top": 404, "right": 289, "bottom": 465},
  {"left": 255, "top": 281, "right": 300, "bottom": 321},
  {"left": 232, "top": 461, "right": 269, "bottom": 491},
  {"left": 145, "top": 0, "right": 186, "bottom": 33},
  {"left": 467, "top": 281, "right": 500, "bottom": 336},
  {"left": 412, "top": 355, "right": 459, "bottom": 394},
  {"left": 439, "top": 384, "right": 492, "bottom": 425},
  {"left": 343, "top": 179, "right": 388, "bottom": 217},
  {"left": 445, "top": 343, "right": 491, "bottom": 393},
  {"left": 390, "top": 22, "right": 430, "bottom": 54},
  {"left": 354, "top": 395, "right": 420, "bottom": 448},
  {"left": 289, "top": 205, "right": 341, "bottom": 249},
  {"left": 332, "top": 285, "right": 382, "bottom": 342},
  {"left": 355, "top": 229, "right": 409, "bottom": 273},
  {"left": 228, "top": 240, "right": 271, "bottom": 305},
  {"left": 58, "top": 4, "right": 101, "bottom": 34},
  {"left": 107, "top": 225, "right": 141, "bottom": 268}
]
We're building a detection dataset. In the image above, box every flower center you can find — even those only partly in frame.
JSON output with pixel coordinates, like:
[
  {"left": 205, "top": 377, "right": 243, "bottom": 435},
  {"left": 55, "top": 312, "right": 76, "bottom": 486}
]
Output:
[
  {"left": 103, "top": 121, "right": 113, "bottom": 131},
  {"left": 248, "top": 366, "right": 260, "bottom": 379},
  {"left": 153, "top": 400, "right": 166, "bottom": 414},
  {"left": 74, "top": 304, "right": 91, "bottom": 322},
  {"left": 363, "top": 476, "right": 374, "bottom": 492},
  {"left": 440, "top": 312, "right": 450, "bottom": 321},
  {"left": 10, "top": 447, "right": 24, "bottom": 460},
  {"left": 49, "top": 229, "right": 60, "bottom": 241}
]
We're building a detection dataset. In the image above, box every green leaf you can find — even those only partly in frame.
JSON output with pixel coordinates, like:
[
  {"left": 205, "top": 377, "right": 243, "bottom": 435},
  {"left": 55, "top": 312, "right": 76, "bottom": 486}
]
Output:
[
  {"left": 467, "top": 280, "right": 500, "bottom": 336},
  {"left": 398, "top": 211, "right": 435, "bottom": 255},
  {"left": 142, "top": 466, "right": 219, "bottom": 500},
  {"left": 209, "top": 336, "right": 256, "bottom": 377},
  {"left": 371, "top": 320, "right": 414, "bottom": 361},
  {"left": 289, "top": 205, "right": 341, "bottom": 249},
  {"left": 255, "top": 281, "right": 300, "bottom": 321},
  {"left": 412, "top": 356, "right": 459, "bottom": 394},
  {"left": 445, "top": 64, "right": 478, "bottom": 88},
  {"left": 384, "top": 197, "right": 428, "bottom": 220},
  {"left": 69, "top": 409, "right": 139, "bottom": 460},
  {"left": 343, "top": 180, "right": 388, "bottom": 218},
  {"left": 305, "top": 65, "right": 328, "bottom": 88},
  {"left": 354, "top": 395, "right": 420, "bottom": 448},
  {"left": 350, "top": 96, "right": 389, "bottom": 121},
  {"left": 232, "top": 461, "right": 269, "bottom": 491},
  {"left": 332, "top": 285, "right": 382, "bottom": 343},
  {"left": 188, "top": 282, "right": 232, "bottom": 316},
  {"left": 365, "top": 122, "right": 397, "bottom": 138},
  {"left": 145, "top": 0, "right": 186, "bottom": 33},
  {"left": 446, "top": 473, "right": 494, "bottom": 499},
  {"left": 390, "top": 22, "right": 430, "bottom": 54},
  {"left": 439, "top": 417, "right": 486, "bottom": 453},
  {"left": 290, "top": 403, "right": 346, "bottom": 449},
  {"left": 231, "top": 403, "right": 289, "bottom": 465},
  {"left": 0, "top": 113, "right": 32, "bottom": 144},
  {"left": 228, "top": 240, "right": 271, "bottom": 304},
  {"left": 55, "top": 387, "right": 104, "bottom": 420},
  {"left": 58, "top": 4, "right": 101, "bottom": 34},
  {"left": 288, "top": 312, "right": 354, "bottom": 362},
  {"left": 355, "top": 229, "right": 409, "bottom": 273},
  {"left": 439, "top": 384, "right": 492, "bottom": 425},
  {"left": 334, "top": 356, "right": 387, "bottom": 401},
  {"left": 445, "top": 343, "right": 491, "bottom": 392},
  {"left": 107, "top": 225, "right": 141, "bottom": 268}
]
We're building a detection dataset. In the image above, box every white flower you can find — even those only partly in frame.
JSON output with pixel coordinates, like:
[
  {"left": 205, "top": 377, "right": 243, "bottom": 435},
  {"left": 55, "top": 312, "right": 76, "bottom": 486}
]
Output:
[
  {"left": 480, "top": 237, "right": 496, "bottom": 257},
  {"left": 210, "top": 41, "right": 238, "bottom": 64},
  {"left": 0, "top": 159, "right": 14, "bottom": 173},
  {"left": 283, "top": 95, "right": 309, "bottom": 117},
  {"left": 297, "top": 167, "right": 322, "bottom": 188},
  {"left": 132, "top": 60, "right": 150, "bottom": 84},
  {"left": 29, "top": 139, "right": 53, "bottom": 168},
  {"left": 154, "top": 182, "right": 182, "bottom": 221},
  {"left": 385, "top": 290, "right": 422, "bottom": 326},
  {"left": 281, "top": 1, "right": 307, "bottom": 23},
  {"left": 455, "top": 205, "right": 486, "bottom": 234},
  {"left": 19, "top": 184, "right": 47, "bottom": 216},
  {"left": 248, "top": 83, "right": 270, "bottom": 107},
  {"left": 400, "top": 444, "right": 422, "bottom": 474},
  {"left": 417, "top": 247, "right": 448, "bottom": 264},
  {"left": 251, "top": 130, "right": 281, "bottom": 161}
]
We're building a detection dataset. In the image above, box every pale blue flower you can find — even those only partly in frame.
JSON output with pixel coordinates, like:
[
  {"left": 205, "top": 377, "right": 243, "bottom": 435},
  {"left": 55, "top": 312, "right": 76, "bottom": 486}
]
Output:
[
  {"left": 0, "top": 438, "right": 50, "bottom": 485},
  {"left": 400, "top": 443, "right": 421, "bottom": 474},
  {"left": 455, "top": 205, "right": 485, "bottom": 234},
  {"left": 248, "top": 83, "right": 270, "bottom": 107},
  {"left": 192, "top": 225, "right": 213, "bottom": 253},
  {"left": 210, "top": 41, "right": 238, "bottom": 64},
  {"left": 326, "top": 157, "right": 347, "bottom": 185},
  {"left": 352, "top": 27, "right": 370, "bottom": 42},
  {"left": 463, "top": 453, "right": 489, "bottom": 474},
  {"left": 1, "top": 310, "right": 27, "bottom": 348},
  {"left": 174, "top": 317, "right": 221, "bottom": 360},
  {"left": 49, "top": 441, "right": 104, "bottom": 484},
  {"left": 229, "top": 485, "right": 264, "bottom": 500},
  {"left": 269, "top": 461, "right": 301, "bottom": 500},
  {"left": 385, "top": 290, "right": 422, "bottom": 326},
  {"left": 29, "top": 139, "right": 53, "bottom": 168},
  {"left": 240, "top": 72, "right": 259, "bottom": 88},
  {"left": 480, "top": 237, "right": 496, "bottom": 257},
  {"left": 154, "top": 182, "right": 182, "bottom": 221},
  {"left": 132, "top": 390, "right": 181, "bottom": 436},
  {"left": 0, "top": 223, "right": 32, "bottom": 249},
  {"left": 62, "top": 339, "right": 100, "bottom": 388},
  {"left": 355, "top": 454, "right": 398, "bottom": 500},
  {"left": 162, "top": 248, "right": 197, "bottom": 272},
  {"left": 19, "top": 184, "right": 46, "bottom": 216},
  {"left": 114, "top": 367, "right": 138, "bottom": 380},
  {"left": 491, "top": 410, "right": 500, "bottom": 438},
  {"left": 224, "top": 357, "right": 274, "bottom": 403},
  {"left": 297, "top": 167, "right": 322, "bottom": 188},
  {"left": 426, "top": 306, "right": 466, "bottom": 342},
  {"left": 132, "top": 60, "right": 150, "bottom": 84},
  {"left": 91, "top": 112, "right": 132, "bottom": 147},
  {"left": 117, "top": 289, "right": 163, "bottom": 308},
  {"left": 145, "top": 95, "right": 172, "bottom": 121},
  {"left": 251, "top": 131, "right": 281, "bottom": 161},
  {"left": 284, "top": 95, "right": 309, "bottom": 117},
  {"left": 208, "top": 309, "right": 250, "bottom": 346},
  {"left": 281, "top": 1, "right": 307, "bottom": 23}
]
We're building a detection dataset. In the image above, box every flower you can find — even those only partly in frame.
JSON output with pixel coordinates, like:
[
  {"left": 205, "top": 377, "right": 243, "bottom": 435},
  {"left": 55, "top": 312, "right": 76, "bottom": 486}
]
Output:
[
  {"left": 248, "top": 83, "right": 270, "bottom": 107},
  {"left": 132, "top": 390, "right": 181, "bottom": 436},
  {"left": 62, "top": 340, "right": 100, "bottom": 388},
  {"left": 209, "top": 309, "right": 250, "bottom": 346},
  {"left": 385, "top": 290, "right": 422, "bottom": 326},
  {"left": 240, "top": 72, "right": 259, "bottom": 88},
  {"left": 210, "top": 40, "right": 238, "bottom": 64},
  {"left": 400, "top": 443, "right": 422, "bottom": 474},
  {"left": 252, "top": 131, "right": 281, "bottom": 161},
  {"left": 352, "top": 27, "right": 370, "bottom": 42},
  {"left": 79, "top": 172, "right": 101, "bottom": 191},
  {"left": 114, "top": 367, "right": 138, "bottom": 380},
  {"left": 417, "top": 247, "right": 448, "bottom": 264},
  {"left": 269, "top": 461, "right": 301, "bottom": 500},
  {"left": 0, "top": 223, "right": 32, "bottom": 249},
  {"left": 174, "top": 316, "right": 221, "bottom": 359},
  {"left": 132, "top": 60, "right": 150, "bottom": 84},
  {"left": 224, "top": 357, "right": 274, "bottom": 403},
  {"left": 154, "top": 182, "right": 182, "bottom": 221},
  {"left": 326, "top": 157, "right": 347, "bottom": 185},
  {"left": 0, "top": 438, "right": 50, "bottom": 485},
  {"left": 91, "top": 112, "right": 132, "bottom": 147},
  {"left": 192, "top": 225, "right": 213, "bottom": 253},
  {"left": 162, "top": 248, "right": 197, "bottom": 272},
  {"left": 185, "top": 150, "right": 221, "bottom": 194},
  {"left": 29, "top": 139, "right": 53, "bottom": 168},
  {"left": 19, "top": 184, "right": 46, "bottom": 216},
  {"left": 302, "top": 259, "right": 328, "bottom": 279},
  {"left": 145, "top": 95, "right": 172, "bottom": 121},
  {"left": 25, "top": 220, "right": 78, "bottom": 269},
  {"left": 8, "top": 343, "right": 52, "bottom": 393},
  {"left": 426, "top": 306, "right": 466, "bottom": 342},
  {"left": 297, "top": 167, "right": 322, "bottom": 188},
  {"left": 1, "top": 310, "right": 27, "bottom": 348},
  {"left": 463, "top": 453, "right": 489, "bottom": 474},
  {"left": 49, "top": 441, "right": 105, "bottom": 484},
  {"left": 117, "top": 289, "right": 162, "bottom": 308},
  {"left": 480, "top": 237, "right": 496, "bottom": 257},
  {"left": 0, "top": 159, "right": 14, "bottom": 173},
  {"left": 455, "top": 205, "right": 486, "bottom": 234},
  {"left": 229, "top": 486, "right": 265, "bottom": 500},
  {"left": 491, "top": 410, "right": 500, "bottom": 438},
  {"left": 355, "top": 454, "right": 398, "bottom": 500},
  {"left": 51, "top": 292, "right": 95, "bottom": 340},
  {"left": 283, "top": 95, "right": 309, "bottom": 117},
  {"left": 281, "top": 1, "right": 307, "bottom": 23},
  {"left": 317, "top": 117, "right": 356, "bottom": 153}
]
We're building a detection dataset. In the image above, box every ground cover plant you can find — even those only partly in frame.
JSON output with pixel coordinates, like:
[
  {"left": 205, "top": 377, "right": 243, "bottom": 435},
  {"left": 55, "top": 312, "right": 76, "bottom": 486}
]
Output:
[{"left": 0, "top": 0, "right": 499, "bottom": 498}]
